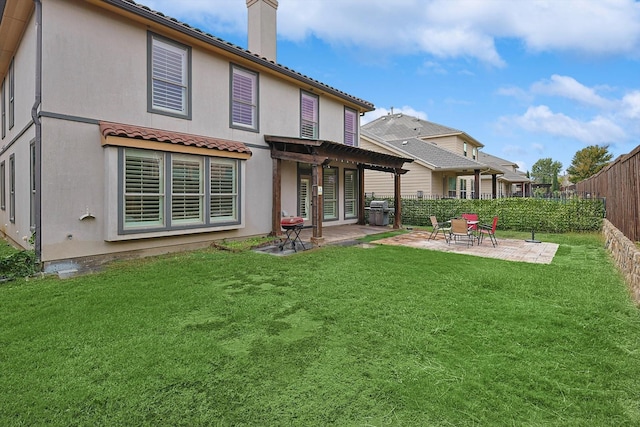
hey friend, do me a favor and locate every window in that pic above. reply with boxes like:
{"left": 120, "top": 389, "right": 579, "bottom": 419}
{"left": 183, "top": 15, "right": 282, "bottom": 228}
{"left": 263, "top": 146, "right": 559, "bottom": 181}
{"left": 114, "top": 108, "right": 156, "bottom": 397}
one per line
{"left": 447, "top": 177, "right": 456, "bottom": 198}
{"left": 460, "top": 178, "right": 467, "bottom": 199}
{"left": 472, "top": 147, "right": 477, "bottom": 160}
{"left": 9, "top": 154, "right": 15, "bottom": 223}
{"left": 210, "top": 159, "right": 238, "bottom": 223}
{"left": 1, "top": 77, "right": 5, "bottom": 139}
{"left": 172, "top": 155, "right": 204, "bottom": 225}
{"left": 30, "top": 142, "right": 36, "bottom": 229}
{"left": 8, "top": 58, "right": 14, "bottom": 130}
{"left": 344, "top": 108, "right": 357, "bottom": 146}
{"left": 148, "top": 33, "right": 191, "bottom": 118}
{"left": 344, "top": 169, "right": 358, "bottom": 219}
{"left": 301, "top": 91, "right": 318, "bottom": 139}
{"left": 230, "top": 65, "right": 258, "bottom": 131}
{"left": 323, "top": 167, "right": 337, "bottom": 220}
{"left": 0, "top": 161, "right": 5, "bottom": 210}
{"left": 121, "top": 148, "right": 239, "bottom": 233}
{"left": 463, "top": 142, "right": 467, "bottom": 157}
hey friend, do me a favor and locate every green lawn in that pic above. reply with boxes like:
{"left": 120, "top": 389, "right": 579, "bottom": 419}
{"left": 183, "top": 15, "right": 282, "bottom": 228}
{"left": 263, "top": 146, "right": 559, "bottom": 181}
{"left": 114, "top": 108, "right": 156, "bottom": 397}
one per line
{"left": 1, "top": 232, "right": 639, "bottom": 426}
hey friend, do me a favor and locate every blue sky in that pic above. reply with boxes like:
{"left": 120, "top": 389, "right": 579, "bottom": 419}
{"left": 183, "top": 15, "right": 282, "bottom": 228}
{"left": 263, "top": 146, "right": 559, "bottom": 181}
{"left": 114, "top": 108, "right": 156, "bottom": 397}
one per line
{"left": 141, "top": 0, "right": 640, "bottom": 173}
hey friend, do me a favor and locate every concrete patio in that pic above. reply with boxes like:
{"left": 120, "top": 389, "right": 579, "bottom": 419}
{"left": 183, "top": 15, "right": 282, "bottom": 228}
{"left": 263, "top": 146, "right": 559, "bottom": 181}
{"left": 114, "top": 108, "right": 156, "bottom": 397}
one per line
{"left": 255, "top": 224, "right": 559, "bottom": 264}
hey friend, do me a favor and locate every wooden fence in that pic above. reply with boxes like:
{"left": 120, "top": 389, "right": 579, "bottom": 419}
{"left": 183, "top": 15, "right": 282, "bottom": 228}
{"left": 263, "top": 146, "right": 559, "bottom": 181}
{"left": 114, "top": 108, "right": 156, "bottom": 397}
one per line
{"left": 576, "top": 144, "right": 640, "bottom": 242}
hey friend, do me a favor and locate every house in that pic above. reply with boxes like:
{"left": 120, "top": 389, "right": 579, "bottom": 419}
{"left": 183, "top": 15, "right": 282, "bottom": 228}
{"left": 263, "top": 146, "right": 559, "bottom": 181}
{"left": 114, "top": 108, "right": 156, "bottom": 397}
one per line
{"left": 0, "top": 0, "right": 411, "bottom": 271}
{"left": 360, "top": 113, "right": 530, "bottom": 198}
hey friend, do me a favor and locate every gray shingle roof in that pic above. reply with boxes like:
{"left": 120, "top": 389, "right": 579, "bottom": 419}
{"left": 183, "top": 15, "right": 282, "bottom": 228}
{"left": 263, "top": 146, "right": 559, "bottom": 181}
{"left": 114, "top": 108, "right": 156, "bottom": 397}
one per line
{"left": 362, "top": 113, "right": 463, "bottom": 141}
{"left": 385, "top": 138, "right": 487, "bottom": 170}
{"left": 478, "top": 152, "right": 530, "bottom": 182}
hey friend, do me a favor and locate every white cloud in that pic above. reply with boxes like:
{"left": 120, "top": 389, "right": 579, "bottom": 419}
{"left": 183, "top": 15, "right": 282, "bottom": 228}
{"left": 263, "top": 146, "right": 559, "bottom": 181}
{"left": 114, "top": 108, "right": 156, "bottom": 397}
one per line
{"left": 362, "top": 106, "right": 428, "bottom": 124}
{"left": 135, "top": 0, "right": 640, "bottom": 66}
{"left": 531, "top": 75, "right": 614, "bottom": 108}
{"left": 510, "top": 105, "right": 626, "bottom": 144}
{"left": 621, "top": 91, "right": 640, "bottom": 119}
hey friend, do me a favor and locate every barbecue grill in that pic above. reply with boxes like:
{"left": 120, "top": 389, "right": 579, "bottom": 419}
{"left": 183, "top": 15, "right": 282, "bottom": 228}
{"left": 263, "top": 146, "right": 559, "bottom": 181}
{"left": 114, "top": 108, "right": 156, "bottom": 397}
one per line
{"left": 279, "top": 217, "right": 306, "bottom": 252}
{"left": 367, "top": 200, "right": 391, "bottom": 226}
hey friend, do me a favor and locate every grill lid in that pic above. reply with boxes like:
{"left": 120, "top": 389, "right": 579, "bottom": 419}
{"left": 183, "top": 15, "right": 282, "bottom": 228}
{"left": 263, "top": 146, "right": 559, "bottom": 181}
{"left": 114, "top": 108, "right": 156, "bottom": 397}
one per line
{"left": 369, "top": 200, "right": 388, "bottom": 209}
{"left": 281, "top": 216, "right": 304, "bottom": 226}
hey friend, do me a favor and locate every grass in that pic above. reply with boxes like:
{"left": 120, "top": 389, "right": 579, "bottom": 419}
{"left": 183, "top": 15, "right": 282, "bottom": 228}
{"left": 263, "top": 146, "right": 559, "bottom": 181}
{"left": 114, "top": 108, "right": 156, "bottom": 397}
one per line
{"left": 1, "top": 232, "right": 639, "bottom": 426}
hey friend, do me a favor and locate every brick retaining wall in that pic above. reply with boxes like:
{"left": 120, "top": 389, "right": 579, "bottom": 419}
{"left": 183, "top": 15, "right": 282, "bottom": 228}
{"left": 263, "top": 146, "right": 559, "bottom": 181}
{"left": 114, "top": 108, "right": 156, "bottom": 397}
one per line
{"left": 602, "top": 219, "right": 640, "bottom": 305}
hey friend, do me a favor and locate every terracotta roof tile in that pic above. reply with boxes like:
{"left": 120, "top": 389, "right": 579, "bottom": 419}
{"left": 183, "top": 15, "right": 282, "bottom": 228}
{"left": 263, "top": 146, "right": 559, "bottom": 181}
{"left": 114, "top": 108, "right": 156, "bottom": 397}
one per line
{"left": 99, "top": 121, "right": 252, "bottom": 155}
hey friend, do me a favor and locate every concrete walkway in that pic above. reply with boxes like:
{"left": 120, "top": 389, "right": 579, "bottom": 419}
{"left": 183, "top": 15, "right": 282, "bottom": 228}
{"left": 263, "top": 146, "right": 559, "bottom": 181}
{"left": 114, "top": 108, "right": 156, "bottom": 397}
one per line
{"left": 372, "top": 230, "right": 559, "bottom": 264}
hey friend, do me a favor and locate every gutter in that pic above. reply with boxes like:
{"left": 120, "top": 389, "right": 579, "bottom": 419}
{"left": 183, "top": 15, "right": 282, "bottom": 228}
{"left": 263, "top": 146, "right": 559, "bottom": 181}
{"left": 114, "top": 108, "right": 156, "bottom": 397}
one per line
{"left": 31, "top": 0, "right": 42, "bottom": 263}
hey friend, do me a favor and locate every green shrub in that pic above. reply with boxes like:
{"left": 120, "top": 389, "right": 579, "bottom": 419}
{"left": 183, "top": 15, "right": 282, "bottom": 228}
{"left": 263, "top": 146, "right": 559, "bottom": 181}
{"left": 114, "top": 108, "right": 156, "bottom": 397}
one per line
{"left": 0, "top": 250, "right": 38, "bottom": 280}
{"left": 366, "top": 196, "right": 605, "bottom": 232}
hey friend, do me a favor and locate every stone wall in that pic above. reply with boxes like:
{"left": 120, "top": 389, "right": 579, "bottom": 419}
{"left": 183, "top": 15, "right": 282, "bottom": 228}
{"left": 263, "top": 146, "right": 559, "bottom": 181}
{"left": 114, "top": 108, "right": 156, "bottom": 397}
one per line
{"left": 602, "top": 219, "right": 640, "bottom": 305}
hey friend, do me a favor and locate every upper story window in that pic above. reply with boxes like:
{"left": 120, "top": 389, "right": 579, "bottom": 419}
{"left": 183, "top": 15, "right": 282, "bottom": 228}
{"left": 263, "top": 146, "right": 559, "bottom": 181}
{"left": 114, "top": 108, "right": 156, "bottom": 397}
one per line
{"left": 300, "top": 91, "right": 318, "bottom": 139}
{"left": 230, "top": 65, "right": 258, "bottom": 131}
{"left": 463, "top": 142, "right": 467, "bottom": 157}
{"left": 1, "top": 77, "right": 5, "bottom": 139}
{"left": 148, "top": 33, "right": 191, "bottom": 119}
{"left": 344, "top": 108, "right": 357, "bottom": 146}
{"left": 8, "top": 58, "right": 14, "bottom": 130}
{"left": 472, "top": 147, "right": 477, "bottom": 160}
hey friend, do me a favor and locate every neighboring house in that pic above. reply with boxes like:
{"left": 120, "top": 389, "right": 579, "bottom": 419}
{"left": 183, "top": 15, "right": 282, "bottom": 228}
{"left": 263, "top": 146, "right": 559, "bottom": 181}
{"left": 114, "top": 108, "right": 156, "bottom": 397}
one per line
{"left": 0, "top": 0, "right": 411, "bottom": 271}
{"left": 477, "top": 152, "right": 531, "bottom": 197}
{"left": 361, "top": 113, "right": 529, "bottom": 198}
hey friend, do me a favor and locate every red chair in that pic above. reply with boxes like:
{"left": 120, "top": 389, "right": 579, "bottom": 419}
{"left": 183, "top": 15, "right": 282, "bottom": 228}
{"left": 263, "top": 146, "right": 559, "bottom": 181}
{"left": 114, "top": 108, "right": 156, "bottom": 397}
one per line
{"left": 478, "top": 216, "right": 499, "bottom": 247}
{"left": 461, "top": 213, "right": 479, "bottom": 231}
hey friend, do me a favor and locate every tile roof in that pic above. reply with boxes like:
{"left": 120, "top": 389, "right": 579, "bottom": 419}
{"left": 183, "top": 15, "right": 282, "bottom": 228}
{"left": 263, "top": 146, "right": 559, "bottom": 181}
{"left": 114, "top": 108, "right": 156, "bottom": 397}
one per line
{"left": 103, "top": 0, "right": 374, "bottom": 111}
{"left": 99, "top": 121, "right": 252, "bottom": 155}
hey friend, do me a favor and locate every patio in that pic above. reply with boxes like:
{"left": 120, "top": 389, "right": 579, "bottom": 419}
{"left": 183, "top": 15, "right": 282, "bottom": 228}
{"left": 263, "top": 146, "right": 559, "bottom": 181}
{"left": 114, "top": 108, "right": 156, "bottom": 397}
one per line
{"left": 256, "top": 224, "right": 559, "bottom": 264}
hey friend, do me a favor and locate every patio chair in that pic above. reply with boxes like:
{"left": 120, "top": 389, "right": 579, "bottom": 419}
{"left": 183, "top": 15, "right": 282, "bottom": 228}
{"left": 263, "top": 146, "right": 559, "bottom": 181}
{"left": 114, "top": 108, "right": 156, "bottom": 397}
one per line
{"left": 449, "top": 218, "right": 475, "bottom": 247}
{"left": 429, "top": 215, "right": 451, "bottom": 241}
{"left": 461, "top": 213, "right": 479, "bottom": 231}
{"left": 478, "top": 216, "right": 499, "bottom": 247}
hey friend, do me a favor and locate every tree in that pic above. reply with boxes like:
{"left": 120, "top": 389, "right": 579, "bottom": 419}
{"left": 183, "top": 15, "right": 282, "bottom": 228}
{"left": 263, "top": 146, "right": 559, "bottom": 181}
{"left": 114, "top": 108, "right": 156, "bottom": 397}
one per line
{"left": 566, "top": 145, "right": 613, "bottom": 183}
{"left": 531, "top": 158, "right": 563, "bottom": 191}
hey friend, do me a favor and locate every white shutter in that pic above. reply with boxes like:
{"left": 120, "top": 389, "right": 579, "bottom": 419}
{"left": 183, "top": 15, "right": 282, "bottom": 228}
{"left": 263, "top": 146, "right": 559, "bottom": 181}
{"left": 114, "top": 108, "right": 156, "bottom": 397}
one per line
{"left": 344, "top": 170, "right": 357, "bottom": 217}
{"left": 301, "top": 93, "right": 318, "bottom": 139}
{"left": 152, "top": 37, "right": 187, "bottom": 114}
{"left": 124, "top": 149, "right": 165, "bottom": 227}
{"left": 323, "top": 168, "right": 337, "bottom": 219}
{"left": 210, "top": 160, "right": 238, "bottom": 222}
{"left": 232, "top": 68, "right": 257, "bottom": 128}
{"left": 299, "top": 178, "right": 310, "bottom": 220}
{"left": 172, "top": 155, "right": 204, "bottom": 224}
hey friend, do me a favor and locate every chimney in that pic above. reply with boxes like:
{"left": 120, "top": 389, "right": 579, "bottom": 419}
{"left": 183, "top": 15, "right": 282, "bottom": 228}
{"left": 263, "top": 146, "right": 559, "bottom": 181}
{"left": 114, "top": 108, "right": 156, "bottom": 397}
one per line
{"left": 246, "top": 0, "right": 278, "bottom": 61}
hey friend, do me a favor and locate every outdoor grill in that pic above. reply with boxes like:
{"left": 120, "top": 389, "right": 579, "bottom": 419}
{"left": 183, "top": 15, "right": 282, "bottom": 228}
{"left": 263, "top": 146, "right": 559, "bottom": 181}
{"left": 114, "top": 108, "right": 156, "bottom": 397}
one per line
{"left": 368, "top": 200, "right": 391, "bottom": 226}
{"left": 279, "top": 216, "right": 306, "bottom": 252}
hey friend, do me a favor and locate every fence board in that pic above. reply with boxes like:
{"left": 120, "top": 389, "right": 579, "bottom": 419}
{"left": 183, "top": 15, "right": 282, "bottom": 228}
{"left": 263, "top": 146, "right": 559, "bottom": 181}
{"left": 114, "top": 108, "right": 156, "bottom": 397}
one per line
{"left": 576, "top": 145, "right": 640, "bottom": 242}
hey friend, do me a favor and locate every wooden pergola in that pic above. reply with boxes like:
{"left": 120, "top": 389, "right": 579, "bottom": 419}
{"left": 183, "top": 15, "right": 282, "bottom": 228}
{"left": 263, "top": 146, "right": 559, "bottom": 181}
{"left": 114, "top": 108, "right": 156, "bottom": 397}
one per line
{"left": 265, "top": 135, "right": 413, "bottom": 243}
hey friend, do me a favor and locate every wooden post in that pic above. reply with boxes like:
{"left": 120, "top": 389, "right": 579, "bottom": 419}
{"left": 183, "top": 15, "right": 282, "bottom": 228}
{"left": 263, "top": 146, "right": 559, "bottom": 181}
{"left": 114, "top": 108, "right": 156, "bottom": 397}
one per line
{"left": 492, "top": 174, "right": 497, "bottom": 199}
{"left": 393, "top": 171, "right": 401, "bottom": 229}
{"left": 474, "top": 169, "right": 480, "bottom": 199}
{"left": 357, "top": 164, "right": 365, "bottom": 225}
{"left": 271, "top": 158, "right": 282, "bottom": 236}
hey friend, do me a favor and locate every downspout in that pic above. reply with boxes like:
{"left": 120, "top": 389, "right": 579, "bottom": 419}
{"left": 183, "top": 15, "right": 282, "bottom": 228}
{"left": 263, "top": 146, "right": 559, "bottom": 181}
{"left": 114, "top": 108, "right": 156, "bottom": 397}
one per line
{"left": 31, "top": 0, "right": 42, "bottom": 263}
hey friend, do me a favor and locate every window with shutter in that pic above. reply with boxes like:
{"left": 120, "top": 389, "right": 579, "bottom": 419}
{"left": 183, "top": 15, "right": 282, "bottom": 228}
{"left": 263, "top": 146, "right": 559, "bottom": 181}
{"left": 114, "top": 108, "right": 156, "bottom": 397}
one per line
{"left": 0, "top": 161, "right": 5, "bottom": 210}
{"left": 124, "top": 149, "right": 165, "bottom": 228}
{"left": 9, "top": 154, "right": 15, "bottom": 223}
{"left": 210, "top": 159, "right": 238, "bottom": 222}
{"left": 323, "top": 167, "right": 337, "bottom": 220}
{"left": 1, "top": 77, "right": 5, "bottom": 139}
{"left": 344, "top": 108, "right": 357, "bottom": 146}
{"left": 8, "top": 58, "right": 14, "bottom": 130}
{"left": 172, "top": 155, "right": 204, "bottom": 224}
{"left": 149, "top": 34, "right": 190, "bottom": 118}
{"left": 344, "top": 169, "right": 357, "bottom": 218}
{"left": 231, "top": 66, "right": 258, "bottom": 131}
{"left": 299, "top": 178, "right": 310, "bottom": 220}
{"left": 301, "top": 92, "right": 318, "bottom": 139}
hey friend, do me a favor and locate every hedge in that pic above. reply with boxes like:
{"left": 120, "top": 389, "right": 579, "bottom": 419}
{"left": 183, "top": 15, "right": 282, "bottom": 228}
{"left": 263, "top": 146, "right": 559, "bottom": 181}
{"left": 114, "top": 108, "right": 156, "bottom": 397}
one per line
{"left": 365, "top": 197, "right": 605, "bottom": 233}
